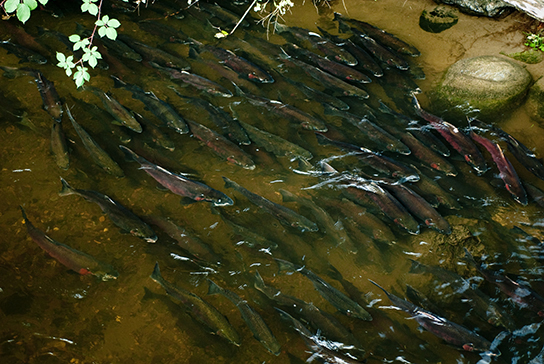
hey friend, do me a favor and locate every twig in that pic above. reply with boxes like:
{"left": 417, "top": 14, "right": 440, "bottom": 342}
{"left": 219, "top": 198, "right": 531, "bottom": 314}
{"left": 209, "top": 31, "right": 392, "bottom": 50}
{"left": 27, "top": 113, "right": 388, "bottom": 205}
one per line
{"left": 230, "top": 0, "right": 258, "bottom": 35}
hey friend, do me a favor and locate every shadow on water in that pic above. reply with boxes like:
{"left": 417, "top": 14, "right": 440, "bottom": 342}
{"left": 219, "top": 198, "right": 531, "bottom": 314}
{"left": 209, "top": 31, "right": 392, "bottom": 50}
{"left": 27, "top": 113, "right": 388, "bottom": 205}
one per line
{"left": 2, "top": 0, "right": 544, "bottom": 363}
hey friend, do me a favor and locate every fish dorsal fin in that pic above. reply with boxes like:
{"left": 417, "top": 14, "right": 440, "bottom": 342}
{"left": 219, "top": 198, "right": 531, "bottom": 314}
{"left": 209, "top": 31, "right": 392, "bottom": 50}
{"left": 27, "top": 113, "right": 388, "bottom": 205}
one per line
{"left": 102, "top": 194, "right": 117, "bottom": 206}
{"left": 146, "top": 91, "right": 159, "bottom": 100}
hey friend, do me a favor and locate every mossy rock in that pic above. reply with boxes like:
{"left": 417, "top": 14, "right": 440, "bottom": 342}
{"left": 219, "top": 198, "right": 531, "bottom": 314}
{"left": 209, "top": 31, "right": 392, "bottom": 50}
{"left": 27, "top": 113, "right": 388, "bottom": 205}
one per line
{"left": 502, "top": 48, "right": 543, "bottom": 64}
{"left": 432, "top": 55, "right": 532, "bottom": 121}
{"left": 526, "top": 76, "right": 544, "bottom": 123}
{"left": 419, "top": 5, "right": 459, "bottom": 33}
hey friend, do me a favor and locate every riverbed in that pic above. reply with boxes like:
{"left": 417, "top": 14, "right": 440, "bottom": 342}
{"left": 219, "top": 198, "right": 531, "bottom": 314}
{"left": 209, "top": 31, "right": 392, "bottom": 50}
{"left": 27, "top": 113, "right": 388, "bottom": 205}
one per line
{"left": 1, "top": 1, "right": 544, "bottom": 363}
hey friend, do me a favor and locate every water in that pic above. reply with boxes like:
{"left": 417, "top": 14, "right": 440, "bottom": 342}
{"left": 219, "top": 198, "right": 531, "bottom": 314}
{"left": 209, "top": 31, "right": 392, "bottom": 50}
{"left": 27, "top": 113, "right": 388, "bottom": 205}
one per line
{"left": 2, "top": 1, "right": 544, "bottom": 363}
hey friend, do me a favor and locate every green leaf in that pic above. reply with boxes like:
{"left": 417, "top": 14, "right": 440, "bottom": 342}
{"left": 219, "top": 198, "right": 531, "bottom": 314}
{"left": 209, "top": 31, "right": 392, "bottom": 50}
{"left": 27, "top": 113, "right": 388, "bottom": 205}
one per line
{"left": 56, "top": 52, "right": 66, "bottom": 63}
{"left": 38, "top": 0, "right": 48, "bottom": 5}
{"left": 81, "top": 1, "right": 98, "bottom": 15}
{"left": 101, "top": 15, "right": 110, "bottom": 23}
{"left": 16, "top": 3, "right": 31, "bottom": 24}
{"left": 105, "top": 27, "right": 117, "bottom": 40}
{"left": 95, "top": 19, "right": 104, "bottom": 26}
{"left": 88, "top": 3, "right": 98, "bottom": 15}
{"left": 4, "top": 0, "right": 18, "bottom": 13}
{"left": 69, "top": 34, "right": 81, "bottom": 43}
{"left": 107, "top": 18, "right": 120, "bottom": 28}
{"left": 72, "top": 37, "right": 89, "bottom": 51}
{"left": 23, "top": 0, "right": 38, "bottom": 11}
{"left": 73, "top": 66, "right": 90, "bottom": 88}
{"left": 88, "top": 55, "right": 98, "bottom": 68}
{"left": 98, "top": 26, "right": 107, "bottom": 38}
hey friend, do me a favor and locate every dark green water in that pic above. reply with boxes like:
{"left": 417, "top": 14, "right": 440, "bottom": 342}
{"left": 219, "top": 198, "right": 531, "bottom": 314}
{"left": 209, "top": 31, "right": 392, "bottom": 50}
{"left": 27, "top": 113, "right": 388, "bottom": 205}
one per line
{"left": 2, "top": 1, "right": 544, "bottom": 363}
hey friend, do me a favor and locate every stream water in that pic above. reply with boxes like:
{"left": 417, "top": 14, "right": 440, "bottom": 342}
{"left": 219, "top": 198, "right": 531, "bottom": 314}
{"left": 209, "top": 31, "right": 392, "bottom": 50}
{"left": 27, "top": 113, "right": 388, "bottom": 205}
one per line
{"left": 1, "top": 1, "right": 544, "bottom": 363}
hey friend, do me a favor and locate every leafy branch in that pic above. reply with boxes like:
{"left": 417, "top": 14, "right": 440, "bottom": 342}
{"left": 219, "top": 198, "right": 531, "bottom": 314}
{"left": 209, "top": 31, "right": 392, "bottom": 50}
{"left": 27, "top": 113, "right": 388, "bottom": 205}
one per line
{"left": 1, "top": 0, "right": 127, "bottom": 87}
{"left": 56, "top": 0, "right": 123, "bottom": 87}
{"left": 1, "top": 0, "right": 48, "bottom": 23}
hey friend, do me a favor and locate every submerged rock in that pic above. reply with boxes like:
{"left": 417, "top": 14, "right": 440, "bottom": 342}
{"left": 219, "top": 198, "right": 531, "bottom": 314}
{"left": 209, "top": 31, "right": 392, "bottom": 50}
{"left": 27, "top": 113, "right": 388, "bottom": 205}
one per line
{"left": 434, "top": 0, "right": 513, "bottom": 17}
{"left": 420, "top": 5, "right": 459, "bottom": 33}
{"left": 433, "top": 55, "right": 532, "bottom": 120}
{"left": 526, "top": 76, "right": 544, "bottom": 123}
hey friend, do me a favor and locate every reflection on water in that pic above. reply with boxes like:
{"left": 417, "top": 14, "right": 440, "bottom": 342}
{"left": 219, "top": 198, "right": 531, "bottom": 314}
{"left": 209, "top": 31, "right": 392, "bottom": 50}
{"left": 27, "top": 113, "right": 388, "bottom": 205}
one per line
{"left": 2, "top": 1, "right": 544, "bottom": 363}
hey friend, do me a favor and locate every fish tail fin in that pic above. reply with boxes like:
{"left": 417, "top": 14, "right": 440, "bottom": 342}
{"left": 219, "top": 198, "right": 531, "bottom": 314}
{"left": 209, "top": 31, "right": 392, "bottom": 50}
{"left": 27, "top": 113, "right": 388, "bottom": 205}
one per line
{"left": 187, "top": 37, "right": 203, "bottom": 58}
{"left": 274, "top": 258, "right": 296, "bottom": 273}
{"left": 368, "top": 279, "right": 390, "bottom": 296}
{"left": 75, "top": 22, "right": 86, "bottom": 34}
{"left": 148, "top": 61, "right": 164, "bottom": 71}
{"left": 274, "top": 307, "right": 312, "bottom": 337}
{"left": 222, "top": 176, "right": 236, "bottom": 189}
{"left": 279, "top": 189, "right": 295, "bottom": 203}
{"left": 408, "top": 259, "right": 425, "bottom": 274}
{"left": 466, "top": 116, "right": 476, "bottom": 134}
{"left": 463, "top": 248, "right": 477, "bottom": 267}
{"left": 315, "top": 132, "right": 341, "bottom": 149}
{"left": 274, "top": 307, "right": 299, "bottom": 329}
{"left": 326, "top": 263, "right": 343, "bottom": 281}
{"left": 0, "top": 65, "right": 25, "bottom": 79}
{"left": 228, "top": 102, "right": 241, "bottom": 120}
{"left": 64, "top": 104, "right": 77, "bottom": 126}
{"left": 168, "top": 85, "right": 186, "bottom": 98}
{"left": 58, "top": 177, "right": 76, "bottom": 196}
{"left": 19, "top": 205, "right": 28, "bottom": 222}
{"left": 207, "top": 279, "right": 223, "bottom": 295}
{"left": 231, "top": 82, "right": 246, "bottom": 97}
{"left": 333, "top": 12, "right": 343, "bottom": 21}
{"left": 186, "top": 37, "right": 202, "bottom": 48}
{"left": 273, "top": 22, "right": 288, "bottom": 33}
{"left": 378, "top": 100, "right": 395, "bottom": 115}
{"left": 320, "top": 161, "right": 338, "bottom": 174}
{"left": 253, "top": 270, "right": 267, "bottom": 291}
{"left": 278, "top": 47, "right": 291, "bottom": 60}
{"left": 81, "top": 84, "right": 101, "bottom": 95}
{"left": 188, "top": 46, "right": 200, "bottom": 60}
{"left": 110, "top": 75, "right": 127, "bottom": 89}
{"left": 335, "top": 19, "right": 351, "bottom": 34}
{"left": 274, "top": 307, "right": 292, "bottom": 321}
{"left": 316, "top": 26, "right": 330, "bottom": 38}
{"left": 35, "top": 26, "right": 46, "bottom": 36}
{"left": 150, "top": 262, "right": 166, "bottom": 286}
{"left": 141, "top": 286, "right": 159, "bottom": 301}
{"left": 322, "top": 103, "right": 339, "bottom": 116}
{"left": 119, "top": 145, "right": 138, "bottom": 162}
{"left": 411, "top": 93, "right": 422, "bottom": 112}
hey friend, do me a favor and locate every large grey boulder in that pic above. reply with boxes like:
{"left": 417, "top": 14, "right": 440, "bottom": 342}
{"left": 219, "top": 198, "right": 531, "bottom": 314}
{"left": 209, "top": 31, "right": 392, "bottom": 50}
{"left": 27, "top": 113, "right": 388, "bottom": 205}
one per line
{"left": 502, "top": 0, "right": 544, "bottom": 21}
{"left": 435, "top": 0, "right": 544, "bottom": 21}
{"left": 526, "top": 77, "right": 544, "bottom": 123}
{"left": 433, "top": 55, "right": 532, "bottom": 120}
{"left": 434, "top": 0, "right": 513, "bottom": 17}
